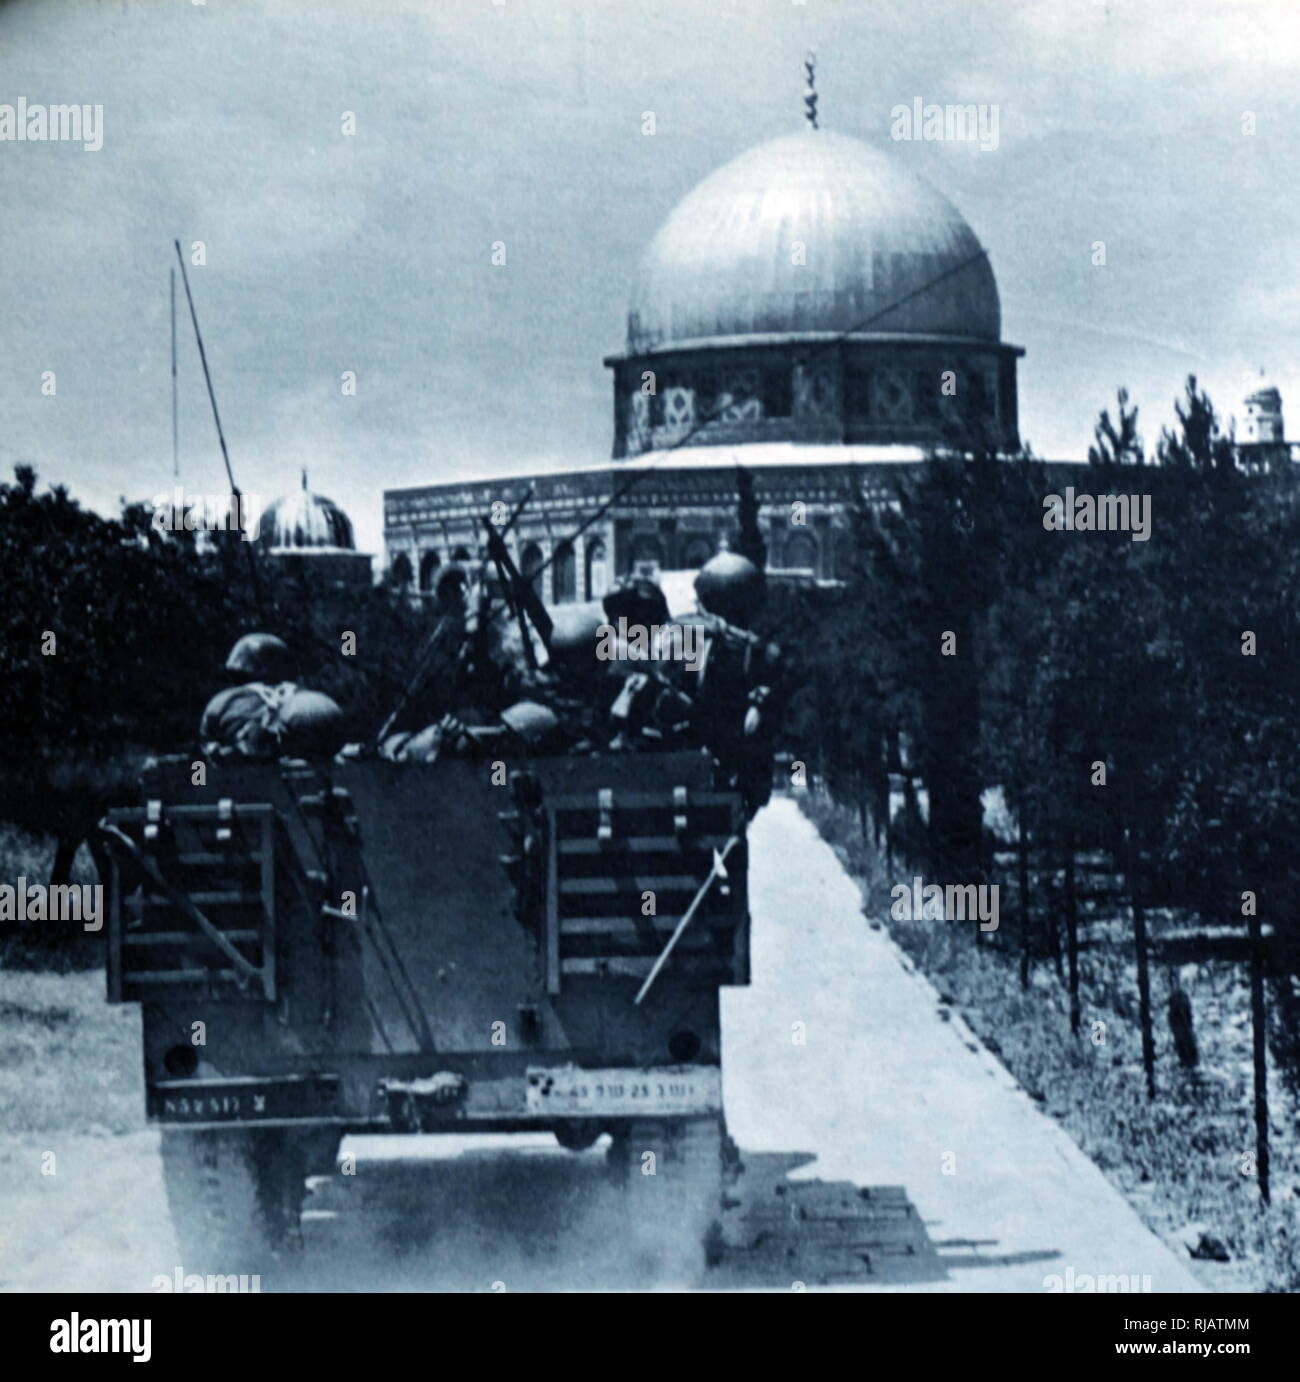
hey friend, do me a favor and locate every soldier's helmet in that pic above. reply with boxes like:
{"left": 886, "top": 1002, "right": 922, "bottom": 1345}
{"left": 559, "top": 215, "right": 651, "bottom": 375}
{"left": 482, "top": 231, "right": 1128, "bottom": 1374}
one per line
{"left": 694, "top": 551, "right": 765, "bottom": 626}
{"left": 603, "top": 576, "right": 670, "bottom": 630}
{"left": 278, "top": 688, "right": 346, "bottom": 758}
{"left": 501, "top": 699, "right": 561, "bottom": 748}
{"left": 545, "top": 602, "right": 607, "bottom": 678}
{"left": 225, "top": 632, "right": 293, "bottom": 683}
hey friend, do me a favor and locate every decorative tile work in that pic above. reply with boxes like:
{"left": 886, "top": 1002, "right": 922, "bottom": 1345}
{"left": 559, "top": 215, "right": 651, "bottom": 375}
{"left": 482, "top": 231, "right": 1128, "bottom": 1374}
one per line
{"left": 718, "top": 369, "right": 762, "bottom": 423}
{"left": 871, "top": 367, "right": 913, "bottom": 422}
{"left": 627, "top": 390, "right": 651, "bottom": 454}
{"left": 794, "top": 363, "right": 839, "bottom": 420}
{"left": 661, "top": 384, "right": 695, "bottom": 430}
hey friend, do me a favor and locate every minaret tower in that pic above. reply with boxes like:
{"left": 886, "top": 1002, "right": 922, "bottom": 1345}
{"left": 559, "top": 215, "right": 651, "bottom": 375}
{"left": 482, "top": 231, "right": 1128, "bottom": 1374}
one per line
{"left": 1242, "top": 369, "right": 1284, "bottom": 445}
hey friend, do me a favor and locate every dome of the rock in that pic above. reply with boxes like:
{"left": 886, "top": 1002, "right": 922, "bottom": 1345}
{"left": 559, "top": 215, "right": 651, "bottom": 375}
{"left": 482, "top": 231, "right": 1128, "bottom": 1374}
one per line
{"left": 627, "top": 130, "right": 1001, "bottom": 355}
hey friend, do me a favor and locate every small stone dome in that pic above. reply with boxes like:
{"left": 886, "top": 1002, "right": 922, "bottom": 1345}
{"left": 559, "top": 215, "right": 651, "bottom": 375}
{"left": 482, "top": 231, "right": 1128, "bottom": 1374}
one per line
{"left": 1244, "top": 370, "right": 1281, "bottom": 410}
{"left": 257, "top": 472, "right": 356, "bottom": 552}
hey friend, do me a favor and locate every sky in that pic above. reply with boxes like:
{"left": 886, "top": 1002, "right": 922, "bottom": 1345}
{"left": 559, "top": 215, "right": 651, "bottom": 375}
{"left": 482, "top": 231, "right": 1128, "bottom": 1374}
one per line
{"left": 2, "top": 0, "right": 1299, "bottom": 556}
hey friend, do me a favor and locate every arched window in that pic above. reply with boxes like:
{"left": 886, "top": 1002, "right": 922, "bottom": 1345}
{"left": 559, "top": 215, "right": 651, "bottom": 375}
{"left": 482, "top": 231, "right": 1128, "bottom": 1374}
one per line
{"left": 552, "top": 540, "right": 576, "bottom": 603}
{"left": 762, "top": 365, "right": 792, "bottom": 419}
{"left": 435, "top": 567, "right": 467, "bottom": 606}
{"left": 520, "top": 542, "right": 545, "bottom": 599}
{"left": 390, "top": 552, "right": 413, "bottom": 588}
{"left": 785, "top": 532, "right": 819, "bottom": 575}
{"left": 631, "top": 535, "right": 663, "bottom": 577}
{"left": 829, "top": 526, "right": 852, "bottom": 581}
{"left": 682, "top": 537, "right": 714, "bottom": 570}
{"left": 585, "top": 539, "right": 608, "bottom": 600}
{"left": 418, "top": 550, "right": 440, "bottom": 592}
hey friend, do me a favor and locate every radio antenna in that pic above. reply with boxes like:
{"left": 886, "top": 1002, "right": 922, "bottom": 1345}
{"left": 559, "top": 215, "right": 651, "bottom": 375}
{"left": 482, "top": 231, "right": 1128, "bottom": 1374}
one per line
{"left": 170, "top": 266, "right": 179, "bottom": 479}
{"left": 173, "top": 240, "right": 267, "bottom": 620}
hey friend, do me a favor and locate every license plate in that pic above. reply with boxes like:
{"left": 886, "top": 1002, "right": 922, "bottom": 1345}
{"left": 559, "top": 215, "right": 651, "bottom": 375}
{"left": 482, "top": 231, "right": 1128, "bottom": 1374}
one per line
{"left": 150, "top": 1074, "right": 339, "bottom": 1123}
{"left": 525, "top": 1064, "right": 721, "bottom": 1117}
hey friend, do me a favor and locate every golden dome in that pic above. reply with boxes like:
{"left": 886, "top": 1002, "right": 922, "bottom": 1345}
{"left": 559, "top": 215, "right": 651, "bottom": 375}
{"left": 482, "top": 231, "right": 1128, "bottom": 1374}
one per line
{"left": 627, "top": 130, "right": 1000, "bottom": 354}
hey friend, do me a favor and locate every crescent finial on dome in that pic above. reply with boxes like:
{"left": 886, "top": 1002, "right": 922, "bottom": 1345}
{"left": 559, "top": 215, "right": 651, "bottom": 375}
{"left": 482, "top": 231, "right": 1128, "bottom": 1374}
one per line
{"left": 803, "top": 52, "right": 818, "bottom": 130}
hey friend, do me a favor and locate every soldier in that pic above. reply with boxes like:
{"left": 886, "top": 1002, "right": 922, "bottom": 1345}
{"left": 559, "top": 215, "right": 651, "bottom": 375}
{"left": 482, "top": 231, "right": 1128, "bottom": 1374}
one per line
{"left": 601, "top": 576, "right": 694, "bottom": 749}
{"left": 693, "top": 549, "right": 765, "bottom": 628}
{"left": 499, "top": 699, "right": 563, "bottom": 753}
{"left": 602, "top": 574, "right": 672, "bottom": 632}
{"left": 200, "top": 633, "right": 346, "bottom": 761}
{"left": 449, "top": 569, "right": 532, "bottom": 716}
{"left": 689, "top": 552, "right": 781, "bottom": 813}
{"left": 381, "top": 699, "right": 565, "bottom": 764}
{"left": 527, "top": 603, "right": 620, "bottom": 753}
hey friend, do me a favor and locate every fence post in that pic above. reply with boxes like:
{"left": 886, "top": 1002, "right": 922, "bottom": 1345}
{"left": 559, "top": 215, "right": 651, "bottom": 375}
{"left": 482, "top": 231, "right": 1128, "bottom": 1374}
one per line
{"left": 1065, "top": 833, "right": 1080, "bottom": 1035}
{"left": 1247, "top": 898, "right": 1271, "bottom": 1204}
{"left": 1017, "top": 807, "right": 1030, "bottom": 989}
{"left": 1125, "top": 827, "right": 1156, "bottom": 1101}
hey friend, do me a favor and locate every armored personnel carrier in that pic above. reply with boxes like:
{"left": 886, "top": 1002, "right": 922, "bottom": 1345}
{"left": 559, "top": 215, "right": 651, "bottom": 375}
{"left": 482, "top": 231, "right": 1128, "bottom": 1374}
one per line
{"left": 101, "top": 747, "right": 751, "bottom": 1273}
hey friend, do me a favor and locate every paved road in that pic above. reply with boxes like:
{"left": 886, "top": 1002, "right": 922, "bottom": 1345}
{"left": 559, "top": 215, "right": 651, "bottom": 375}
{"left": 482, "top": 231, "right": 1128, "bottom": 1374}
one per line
{"left": 3, "top": 796, "right": 1204, "bottom": 1293}
{"left": 719, "top": 794, "right": 1203, "bottom": 1292}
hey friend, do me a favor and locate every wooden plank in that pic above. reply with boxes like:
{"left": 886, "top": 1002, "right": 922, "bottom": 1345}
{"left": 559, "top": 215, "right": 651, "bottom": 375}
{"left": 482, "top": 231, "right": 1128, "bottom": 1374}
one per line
{"left": 107, "top": 858, "right": 123, "bottom": 1004}
{"left": 176, "top": 851, "right": 262, "bottom": 866}
{"left": 561, "top": 915, "right": 730, "bottom": 936}
{"left": 561, "top": 955, "right": 725, "bottom": 978}
{"left": 101, "top": 821, "right": 267, "bottom": 989}
{"left": 560, "top": 956, "right": 657, "bottom": 978}
{"left": 143, "top": 891, "right": 265, "bottom": 907}
{"left": 549, "top": 791, "right": 737, "bottom": 812}
{"left": 545, "top": 810, "right": 560, "bottom": 996}
{"left": 125, "top": 930, "right": 258, "bottom": 946}
{"left": 109, "top": 803, "right": 275, "bottom": 822}
{"left": 563, "top": 917, "right": 650, "bottom": 937}
{"left": 561, "top": 875, "right": 701, "bottom": 896}
{"left": 558, "top": 835, "right": 729, "bottom": 856}
{"left": 126, "top": 969, "right": 241, "bottom": 985}
{"left": 260, "top": 812, "right": 276, "bottom": 1002}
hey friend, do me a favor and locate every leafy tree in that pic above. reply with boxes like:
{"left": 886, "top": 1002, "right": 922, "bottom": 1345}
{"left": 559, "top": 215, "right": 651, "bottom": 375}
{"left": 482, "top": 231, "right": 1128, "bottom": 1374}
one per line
{"left": 1155, "top": 375, "right": 1237, "bottom": 471}
{"left": 0, "top": 467, "right": 443, "bottom": 916}
{"left": 1088, "top": 387, "right": 1144, "bottom": 465}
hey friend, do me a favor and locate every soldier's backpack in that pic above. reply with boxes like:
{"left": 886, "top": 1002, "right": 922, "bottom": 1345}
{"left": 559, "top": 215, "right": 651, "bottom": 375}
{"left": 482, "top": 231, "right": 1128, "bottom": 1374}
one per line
{"left": 228, "top": 682, "right": 345, "bottom": 760}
